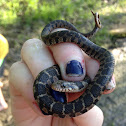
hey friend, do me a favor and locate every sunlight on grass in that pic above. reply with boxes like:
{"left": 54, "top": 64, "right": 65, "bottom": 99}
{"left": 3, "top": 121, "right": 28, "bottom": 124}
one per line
{"left": 0, "top": 10, "right": 17, "bottom": 26}
{"left": 0, "top": 0, "right": 125, "bottom": 26}
{"left": 99, "top": 4, "right": 126, "bottom": 16}
{"left": 0, "top": 0, "right": 126, "bottom": 47}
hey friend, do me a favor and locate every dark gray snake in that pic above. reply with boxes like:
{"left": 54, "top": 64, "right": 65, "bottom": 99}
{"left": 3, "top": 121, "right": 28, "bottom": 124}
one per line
{"left": 33, "top": 11, "right": 115, "bottom": 118}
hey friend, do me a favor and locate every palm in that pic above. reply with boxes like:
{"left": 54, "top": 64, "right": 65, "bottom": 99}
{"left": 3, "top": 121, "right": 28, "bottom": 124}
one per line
{"left": 10, "top": 85, "right": 102, "bottom": 126}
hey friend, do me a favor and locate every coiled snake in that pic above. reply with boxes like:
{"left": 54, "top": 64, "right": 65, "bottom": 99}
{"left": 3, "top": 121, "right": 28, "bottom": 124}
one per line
{"left": 33, "top": 11, "right": 115, "bottom": 118}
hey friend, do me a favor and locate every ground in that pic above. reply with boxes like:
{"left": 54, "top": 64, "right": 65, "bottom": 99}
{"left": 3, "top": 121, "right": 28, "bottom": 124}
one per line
{"left": 0, "top": 28, "right": 126, "bottom": 126}
{"left": 98, "top": 38, "right": 126, "bottom": 126}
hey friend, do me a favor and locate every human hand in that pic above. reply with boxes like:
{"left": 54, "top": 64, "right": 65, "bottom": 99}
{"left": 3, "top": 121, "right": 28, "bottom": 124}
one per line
{"left": 9, "top": 38, "right": 116, "bottom": 126}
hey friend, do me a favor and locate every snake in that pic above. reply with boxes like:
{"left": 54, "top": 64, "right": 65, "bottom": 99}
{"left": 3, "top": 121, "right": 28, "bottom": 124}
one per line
{"left": 33, "top": 11, "right": 115, "bottom": 118}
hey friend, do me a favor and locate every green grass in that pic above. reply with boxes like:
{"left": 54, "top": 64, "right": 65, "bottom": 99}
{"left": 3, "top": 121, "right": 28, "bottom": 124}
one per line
{"left": 0, "top": 0, "right": 126, "bottom": 47}
{"left": 0, "top": 0, "right": 99, "bottom": 25}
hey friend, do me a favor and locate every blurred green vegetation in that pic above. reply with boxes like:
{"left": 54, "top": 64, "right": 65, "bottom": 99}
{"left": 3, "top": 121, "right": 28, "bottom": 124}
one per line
{"left": 0, "top": 0, "right": 101, "bottom": 25}
{"left": 0, "top": 0, "right": 126, "bottom": 48}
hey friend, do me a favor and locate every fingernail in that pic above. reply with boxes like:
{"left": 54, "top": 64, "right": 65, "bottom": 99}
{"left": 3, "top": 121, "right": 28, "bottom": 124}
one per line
{"left": 112, "top": 76, "right": 116, "bottom": 85}
{"left": 106, "top": 76, "right": 116, "bottom": 90}
{"left": 66, "top": 60, "right": 83, "bottom": 76}
{"left": 51, "top": 89, "right": 66, "bottom": 103}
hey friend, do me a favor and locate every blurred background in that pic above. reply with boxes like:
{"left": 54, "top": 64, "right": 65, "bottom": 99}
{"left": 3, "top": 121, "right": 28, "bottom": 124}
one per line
{"left": 0, "top": 0, "right": 126, "bottom": 126}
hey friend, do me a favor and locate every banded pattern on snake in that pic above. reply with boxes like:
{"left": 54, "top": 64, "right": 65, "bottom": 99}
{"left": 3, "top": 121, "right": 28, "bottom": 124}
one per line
{"left": 33, "top": 11, "right": 115, "bottom": 118}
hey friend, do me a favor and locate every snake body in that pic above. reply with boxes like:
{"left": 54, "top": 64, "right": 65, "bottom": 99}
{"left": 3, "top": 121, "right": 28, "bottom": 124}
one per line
{"left": 33, "top": 12, "right": 115, "bottom": 118}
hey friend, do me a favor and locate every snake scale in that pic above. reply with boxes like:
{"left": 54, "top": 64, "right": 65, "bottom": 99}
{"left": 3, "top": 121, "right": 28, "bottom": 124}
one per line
{"left": 33, "top": 11, "right": 115, "bottom": 118}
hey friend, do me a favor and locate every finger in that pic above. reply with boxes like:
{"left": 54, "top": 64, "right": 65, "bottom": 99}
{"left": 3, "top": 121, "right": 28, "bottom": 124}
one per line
{"left": 51, "top": 42, "right": 115, "bottom": 102}
{"left": 50, "top": 42, "right": 100, "bottom": 102}
{"left": 9, "top": 61, "right": 53, "bottom": 126}
{"left": 9, "top": 39, "right": 55, "bottom": 115}
{"left": 103, "top": 75, "right": 116, "bottom": 94}
{"left": 50, "top": 42, "right": 87, "bottom": 102}
{"left": 83, "top": 52, "right": 99, "bottom": 80}
{"left": 50, "top": 42, "right": 86, "bottom": 81}
{"left": 9, "top": 61, "right": 42, "bottom": 115}
{"left": 50, "top": 43, "right": 99, "bottom": 102}
{"left": 0, "top": 82, "right": 3, "bottom": 87}
{"left": 21, "top": 39, "right": 66, "bottom": 104}
{"left": 66, "top": 52, "right": 100, "bottom": 102}
{"left": 84, "top": 53, "right": 116, "bottom": 94}
{"left": 21, "top": 39, "right": 55, "bottom": 78}
{"left": 74, "top": 105, "right": 104, "bottom": 126}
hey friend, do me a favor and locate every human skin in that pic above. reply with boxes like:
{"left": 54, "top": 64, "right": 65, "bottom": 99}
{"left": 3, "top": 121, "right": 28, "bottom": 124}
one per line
{"left": 0, "top": 82, "right": 8, "bottom": 111}
{"left": 9, "top": 38, "right": 116, "bottom": 126}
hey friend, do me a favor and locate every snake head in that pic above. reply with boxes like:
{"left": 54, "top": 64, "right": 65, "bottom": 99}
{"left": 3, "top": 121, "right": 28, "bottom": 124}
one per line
{"left": 91, "top": 10, "right": 101, "bottom": 28}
